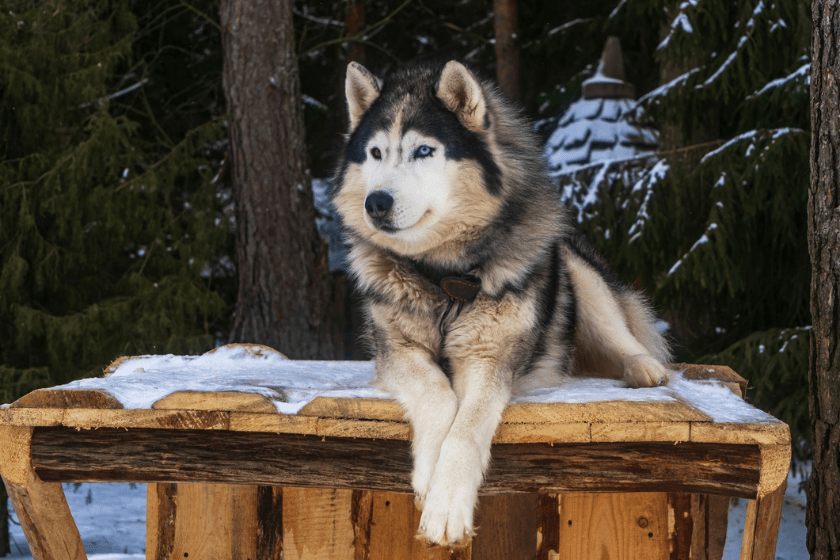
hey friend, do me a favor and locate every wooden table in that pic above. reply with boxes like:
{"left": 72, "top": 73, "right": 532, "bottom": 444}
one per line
{"left": 0, "top": 345, "right": 790, "bottom": 560}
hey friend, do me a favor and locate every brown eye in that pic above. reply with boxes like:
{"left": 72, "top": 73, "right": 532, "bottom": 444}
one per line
{"left": 371, "top": 147, "right": 382, "bottom": 160}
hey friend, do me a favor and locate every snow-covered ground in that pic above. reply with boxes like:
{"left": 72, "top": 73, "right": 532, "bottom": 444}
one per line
{"left": 6, "top": 469, "right": 809, "bottom": 559}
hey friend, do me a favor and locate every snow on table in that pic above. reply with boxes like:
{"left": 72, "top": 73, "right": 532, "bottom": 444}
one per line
{"left": 15, "top": 343, "right": 778, "bottom": 425}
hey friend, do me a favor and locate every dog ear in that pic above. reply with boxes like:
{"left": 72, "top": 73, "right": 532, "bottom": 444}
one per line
{"left": 437, "top": 61, "right": 488, "bottom": 131}
{"left": 345, "top": 62, "right": 381, "bottom": 130}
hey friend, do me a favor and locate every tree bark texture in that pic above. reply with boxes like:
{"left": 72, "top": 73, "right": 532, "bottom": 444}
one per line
{"left": 493, "top": 0, "right": 520, "bottom": 102}
{"left": 808, "top": 1, "right": 840, "bottom": 558}
{"left": 345, "top": 0, "right": 365, "bottom": 65}
{"left": 221, "top": 0, "right": 342, "bottom": 359}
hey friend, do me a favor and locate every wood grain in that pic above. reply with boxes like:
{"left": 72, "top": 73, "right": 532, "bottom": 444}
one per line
{"left": 472, "top": 494, "right": 538, "bottom": 560}
{"left": 502, "top": 400, "right": 712, "bottom": 424}
{"left": 535, "top": 494, "right": 560, "bottom": 560}
{"left": 667, "top": 493, "right": 693, "bottom": 560}
{"left": 152, "top": 391, "right": 279, "bottom": 413}
{"left": 11, "top": 388, "right": 123, "bottom": 409}
{"left": 29, "top": 428, "right": 763, "bottom": 498}
{"left": 365, "top": 491, "right": 471, "bottom": 560}
{"left": 740, "top": 477, "right": 787, "bottom": 560}
{"left": 0, "top": 426, "right": 86, "bottom": 560}
{"left": 283, "top": 488, "right": 355, "bottom": 560}
{"left": 169, "top": 484, "right": 259, "bottom": 560}
{"left": 555, "top": 493, "right": 670, "bottom": 560}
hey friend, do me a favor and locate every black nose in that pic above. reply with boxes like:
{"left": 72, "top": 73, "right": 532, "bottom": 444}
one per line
{"left": 365, "top": 191, "right": 394, "bottom": 219}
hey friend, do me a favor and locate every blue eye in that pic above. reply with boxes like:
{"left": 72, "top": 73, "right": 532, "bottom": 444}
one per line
{"left": 414, "top": 145, "right": 434, "bottom": 159}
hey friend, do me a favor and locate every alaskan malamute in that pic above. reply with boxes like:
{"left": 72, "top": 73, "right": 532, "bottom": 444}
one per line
{"left": 331, "top": 60, "right": 671, "bottom": 546}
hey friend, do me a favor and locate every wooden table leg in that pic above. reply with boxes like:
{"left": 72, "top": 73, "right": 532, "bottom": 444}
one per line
{"left": 0, "top": 426, "right": 86, "bottom": 560}
{"left": 740, "top": 477, "right": 787, "bottom": 560}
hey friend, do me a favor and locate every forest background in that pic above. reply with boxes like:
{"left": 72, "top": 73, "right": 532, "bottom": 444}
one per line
{"left": 0, "top": 0, "right": 812, "bottom": 553}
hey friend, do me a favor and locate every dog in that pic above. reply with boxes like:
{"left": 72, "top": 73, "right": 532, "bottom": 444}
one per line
{"left": 331, "top": 59, "right": 672, "bottom": 547}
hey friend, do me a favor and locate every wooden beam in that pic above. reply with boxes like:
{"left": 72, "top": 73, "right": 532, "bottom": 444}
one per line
{"left": 0, "top": 426, "right": 86, "bottom": 560}
{"left": 739, "top": 477, "right": 787, "bottom": 560}
{"left": 29, "top": 427, "right": 762, "bottom": 498}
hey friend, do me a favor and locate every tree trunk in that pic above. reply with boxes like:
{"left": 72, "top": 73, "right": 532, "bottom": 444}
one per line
{"left": 493, "top": 0, "right": 520, "bottom": 102}
{"left": 221, "top": 0, "right": 342, "bottom": 360}
{"left": 807, "top": 1, "right": 840, "bottom": 558}
{"left": 346, "top": 0, "right": 365, "bottom": 65}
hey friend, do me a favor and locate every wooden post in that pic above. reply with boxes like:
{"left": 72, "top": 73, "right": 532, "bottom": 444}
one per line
{"left": 0, "top": 426, "right": 85, "bottom": 560}
{"left": 740, "top": 477, "right": 787, "bottom": 560}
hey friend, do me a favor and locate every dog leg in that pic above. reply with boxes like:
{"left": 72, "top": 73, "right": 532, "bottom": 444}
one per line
{"left": 417, "top": 363, "right": 510, "bottom": 546}
{"left": 376, "top": 350, "right": 459, "bottom": 509}
{"left": 567, "top": 253, "right": 669, "bottom": 388}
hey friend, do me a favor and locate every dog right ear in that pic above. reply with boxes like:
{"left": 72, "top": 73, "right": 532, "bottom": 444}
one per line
{"left": 346, "top": 62, "right": 381, "bottom": 130}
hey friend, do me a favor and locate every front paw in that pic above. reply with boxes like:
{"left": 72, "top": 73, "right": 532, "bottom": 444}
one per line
{"left": 412, "top": 452, "right": 436, "bottom": 511}
{"left": 417, "top": 483, "right": 476, "bottom": 547}
{"left": 623, "top": 354, "right": 668, "bottom": 388}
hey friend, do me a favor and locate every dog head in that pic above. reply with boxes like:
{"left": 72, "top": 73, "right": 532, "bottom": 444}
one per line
{"left": 333, "top": 61, "right": 505, "bottom": 259}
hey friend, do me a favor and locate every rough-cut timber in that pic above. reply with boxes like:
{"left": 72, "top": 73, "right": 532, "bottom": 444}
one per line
{"left": 29, "top": 427, "right": 762, "bottom": 498}
{"left": 808, "top": 1, "right": 840, "bottom": 558}
{"left": 220, "top": 0, "right": 342, "bottom": 359}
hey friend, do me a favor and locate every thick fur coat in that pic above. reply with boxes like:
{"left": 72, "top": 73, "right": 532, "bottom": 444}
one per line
{"left": 331, "top": 60, "right": 672, "bottom": 546}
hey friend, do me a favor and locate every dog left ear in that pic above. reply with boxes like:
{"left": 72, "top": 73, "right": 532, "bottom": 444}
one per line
{"left": 437, "top": 61, "right": 488, "bottom": 132}
{"left": 346, "top": 62, "right": 382, "bottom": 131}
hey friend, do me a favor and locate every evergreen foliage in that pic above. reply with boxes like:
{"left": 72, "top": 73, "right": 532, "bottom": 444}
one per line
{"left": 0, "top": 1, "right": 233, "bottom": 404}
{"left": 560, "top": 0, "right": 811, "bottom": 456}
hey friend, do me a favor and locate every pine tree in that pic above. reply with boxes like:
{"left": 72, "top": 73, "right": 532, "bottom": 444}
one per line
{"left": 0, "top": 2, "right": 233, "bottom": 398}
{"left": 559, "top": 0, "right": 811, "bottom": 455}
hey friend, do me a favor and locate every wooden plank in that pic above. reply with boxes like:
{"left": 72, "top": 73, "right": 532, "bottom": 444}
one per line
{"left": 0, "top": 408, "right": 64, "bottom": 427}
{"left": 494, "top": 422, "right": 589, "bottom": 443}
{"left": 351, "top": 490, "right": 373, "bottom": 560}
{"left": 283, "top": 488, "right": 355, "bottom": 560}
{"left": 740, "top": 477, "right": 787, "bottom": 560}
{"left": 11, "top": 388, "right": 122, "bottom": 410}
{"left": 366, "top": 491, "right": 471, "bottom": 559}
{"left": 29, "top": 428, "right": 764, "bottom": 498}
{"left": 591, "top": 422, "right": 689, "bottom": 443}
{"left": 168, "top": 484, "right": 259, "bottom": 560}
{"left": 535, "top": 494, "right": 560, "bottom": 560}
{"left": 298, "top": 397, "right": 405, "bottom": 421}
{"left": 555, "top": 492, "right": 670, "bottom": 560}
{"left": 667, "top": 493, "right": 693, "bottom": 560}
{"left": 318, "top": 419, "right": 410, "bottom": 440}
{"left": 671, "top": 363, "right": 748, "bottom": 397}
{"left": 256, "top": 486, "right": 284, "bottom": 560}
{"left": 690, "top": 422, "right": 790, "bottom": 446}
{"left": 0, "top": 426, "right": 86, "bottom": 560}
{"left": 152, "top": 391, "right": 279, "bottom": 413}
{"left": 205, "top": 342, "right": 288, "bottom": 359}
{"left": 230, "top": 412, "right": 319, "bottom": 434}
{"left": 61, "top": 409, "right": 229, "bottom": 430}
{"left": 146, "top": 483, "right": 177, "bottom": 560}
{"left": 471, "top": 494, "right": 537, "bottom": 560}
{"left": 502, "top": 401, "right": 712, "bottom": 424}
{"left": 688, "top": 494, "right": 730, "bottom": 560}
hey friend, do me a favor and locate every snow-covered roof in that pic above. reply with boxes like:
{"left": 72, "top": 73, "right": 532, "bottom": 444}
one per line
{"left": 544, "top": 37, "right": 659, "bottom": 176}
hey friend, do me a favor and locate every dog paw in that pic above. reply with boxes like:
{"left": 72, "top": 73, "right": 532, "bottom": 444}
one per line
{"left": 623, "top": 354, "right": 668, "bottom": 388}
{"left": 412, "top": 458, "right": 435, "bottom": 511}
{"left": 417, "top": 487, "right": 476, "bottom": 547}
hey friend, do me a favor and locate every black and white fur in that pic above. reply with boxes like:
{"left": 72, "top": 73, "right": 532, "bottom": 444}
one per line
{"left": 331, "top": 60, "right": 671, "bottom": 546}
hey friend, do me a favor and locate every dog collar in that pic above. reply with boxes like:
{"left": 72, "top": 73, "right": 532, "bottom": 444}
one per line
{"left": 408, "top": 258, "right": 482, "bottom": 303}
{"left": 440, "top": 276, "right": 481, "bottom": 303}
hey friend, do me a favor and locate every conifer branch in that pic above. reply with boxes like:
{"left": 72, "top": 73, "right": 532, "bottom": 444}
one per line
{"left": 178, "top": 1, "right": 221, "bottom": 32}
{"left": 300, "top": 0, "right": 413, "bottom": 57}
